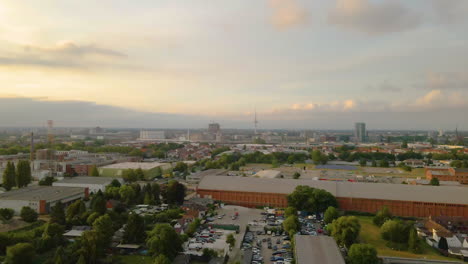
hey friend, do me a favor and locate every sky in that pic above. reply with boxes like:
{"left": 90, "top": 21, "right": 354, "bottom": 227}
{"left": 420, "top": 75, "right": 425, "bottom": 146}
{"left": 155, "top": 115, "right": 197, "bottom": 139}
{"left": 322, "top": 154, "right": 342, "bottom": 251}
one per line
{"left": 0, "top": 0, "right": 468, "bottom": 130}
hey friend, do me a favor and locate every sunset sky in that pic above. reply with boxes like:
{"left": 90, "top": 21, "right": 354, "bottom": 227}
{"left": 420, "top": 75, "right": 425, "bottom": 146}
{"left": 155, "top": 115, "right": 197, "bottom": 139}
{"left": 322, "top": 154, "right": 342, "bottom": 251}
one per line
{"left": 1, "top": 0, "right": 468, "bottom": 129}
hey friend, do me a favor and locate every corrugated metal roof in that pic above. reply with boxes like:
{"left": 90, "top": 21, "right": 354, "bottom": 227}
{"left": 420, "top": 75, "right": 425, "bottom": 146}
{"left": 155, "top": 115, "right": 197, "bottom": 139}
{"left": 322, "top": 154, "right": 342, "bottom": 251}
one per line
{"left": 295, "top": 235, "right": 345, "bottom": 264}
{"left": 198, "top": 176, "right": 468, "bottom": 205}
{"left": 0, "top": 185, "right": 85, "bottom": 202}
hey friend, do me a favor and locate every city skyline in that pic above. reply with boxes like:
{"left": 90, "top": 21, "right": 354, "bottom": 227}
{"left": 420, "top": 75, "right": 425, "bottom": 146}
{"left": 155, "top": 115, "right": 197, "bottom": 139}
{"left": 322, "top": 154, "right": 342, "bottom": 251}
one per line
{"left": 1, "top": 1, "right": 468, "bottom": 129}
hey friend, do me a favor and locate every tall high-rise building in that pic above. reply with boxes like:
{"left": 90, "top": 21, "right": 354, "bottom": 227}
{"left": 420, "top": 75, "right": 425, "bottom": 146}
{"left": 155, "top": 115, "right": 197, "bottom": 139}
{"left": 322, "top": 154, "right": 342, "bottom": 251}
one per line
{"left": 208, "top": 123, "right": 220, "bottom": 134}
{"left": 354, "top": 122, "right": 367, "bottom": 142}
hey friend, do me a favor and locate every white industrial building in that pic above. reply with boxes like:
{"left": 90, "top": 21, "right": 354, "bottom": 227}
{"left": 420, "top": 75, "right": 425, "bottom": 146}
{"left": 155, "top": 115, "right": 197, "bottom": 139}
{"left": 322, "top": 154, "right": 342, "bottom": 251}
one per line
{"left": 139, "top": 130, "right": 166, "bottom": 140}
{"left": 0, "top": 186, "right": 86, "bottom": 214}
{"left": 53, "top": 176, "right": 123, "bottom": 193}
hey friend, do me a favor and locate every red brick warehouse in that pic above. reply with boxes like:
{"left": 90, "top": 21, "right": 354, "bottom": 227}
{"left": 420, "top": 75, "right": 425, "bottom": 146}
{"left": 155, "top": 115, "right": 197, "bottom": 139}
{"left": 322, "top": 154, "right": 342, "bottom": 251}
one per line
{"left": 197, "top": 176, "right": 468, "bottom": 218}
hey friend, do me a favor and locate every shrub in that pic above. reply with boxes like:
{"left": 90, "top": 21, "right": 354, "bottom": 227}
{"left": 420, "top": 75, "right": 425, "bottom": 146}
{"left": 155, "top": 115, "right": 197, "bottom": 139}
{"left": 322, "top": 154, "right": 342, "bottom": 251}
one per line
{"left": 20, "top": 207, "right": 38, "bottom": 223}
{"left": 0, "top": 208, "right": 15, "bottom": 221}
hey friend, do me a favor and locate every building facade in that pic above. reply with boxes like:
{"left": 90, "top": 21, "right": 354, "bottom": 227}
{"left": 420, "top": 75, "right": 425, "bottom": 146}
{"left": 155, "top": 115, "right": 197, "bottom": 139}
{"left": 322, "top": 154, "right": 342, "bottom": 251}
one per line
{"left": 139, "top": 130, "right": 166, "bottom": 140}
{"left": 426, "top": 167, "right": 468, "bottom": 184}
{"left": 197, "top": 176, "right": 468, "bottom": 218}
{"left": 354, "top": 122, "right": 367, "bottom": 142}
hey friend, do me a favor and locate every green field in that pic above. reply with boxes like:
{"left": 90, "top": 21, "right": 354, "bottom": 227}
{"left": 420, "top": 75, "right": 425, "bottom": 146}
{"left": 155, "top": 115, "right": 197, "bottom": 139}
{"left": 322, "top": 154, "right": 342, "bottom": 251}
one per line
{"left": 357, "top": 216, "right": 454, "bottom": 261}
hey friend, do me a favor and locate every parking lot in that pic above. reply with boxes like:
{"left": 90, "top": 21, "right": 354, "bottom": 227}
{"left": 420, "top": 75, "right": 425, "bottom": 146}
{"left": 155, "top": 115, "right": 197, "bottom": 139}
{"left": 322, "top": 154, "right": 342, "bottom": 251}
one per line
{"left": 212, "top": 205, "right": 264, "bottom": 261}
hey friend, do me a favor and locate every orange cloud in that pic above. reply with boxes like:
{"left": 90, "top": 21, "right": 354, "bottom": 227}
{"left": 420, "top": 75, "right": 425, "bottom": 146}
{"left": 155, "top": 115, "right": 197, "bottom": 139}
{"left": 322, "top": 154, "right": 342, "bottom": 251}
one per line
{"left": 268, "top": 0, "right": 308, "bottom": 30}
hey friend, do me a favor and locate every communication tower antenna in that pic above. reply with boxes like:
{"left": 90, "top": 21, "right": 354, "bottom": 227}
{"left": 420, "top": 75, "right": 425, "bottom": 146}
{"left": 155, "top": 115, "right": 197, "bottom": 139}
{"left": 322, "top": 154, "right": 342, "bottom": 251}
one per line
{"left": 254, "top": 108, "right": 259, "bottom": 135}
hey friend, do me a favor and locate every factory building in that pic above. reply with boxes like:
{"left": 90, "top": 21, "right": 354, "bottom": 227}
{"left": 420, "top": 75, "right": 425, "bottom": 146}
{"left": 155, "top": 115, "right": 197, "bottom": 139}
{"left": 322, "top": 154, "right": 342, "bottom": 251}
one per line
{"left": 0, "top": 186, "right": 87, "bottom": 214}
{"left": 425, "top": 167, "right": 468, "bottom": 184}
{"left": 197, "top": 176, "right": 468, "bottom": 218}
{"left": 53, "top": 176, "right": 123, "bottom": 193}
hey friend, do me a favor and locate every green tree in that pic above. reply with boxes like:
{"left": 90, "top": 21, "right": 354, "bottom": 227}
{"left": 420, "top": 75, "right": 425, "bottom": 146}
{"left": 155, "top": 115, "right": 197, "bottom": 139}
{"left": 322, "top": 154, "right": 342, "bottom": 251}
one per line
{"left": 283, "top": 215, "right": 300, "bottom": 235}
{"left": 2, "top": 161, "right": 16, "bottom": 191}
{"left": 284, "top": 207, "right": 296, "bottom": 218}
{"left": 348, "top": 244, "right": 379, "bottom": 264}
{"left": 186, "top": 218, "right": 201, "bottom": 237}
{"left": 144, "top": 192, "right": 155, "bottom": 205}
{"left": 430, "top": 177, "right": 440, "bottom": 186}
{"left": 122, "top": 169, "right": 137, "bottom": 182}
{"left": 408, "top": 228, "right": 421, "bottom": 253}
{"left": 91, "top": 191, "right": 107, "bottom": 214}
{"left": 324, "top": 206, "right": 340, "bottom": 224}
{"left": 401, "top": 140, "right": 408, "bottom": 149}
{"left": 373, "top": 206, "right": 392, "bottom": 227}
{"left": 135, "top": 168, "right": 145, "bottom": 180}
{"left": 92, "top": 214, "right": 114, "bottom": 249}
{"left": 153, "top": 254, "right": 171, "bottom": 264}
{"left": 80, "top": 231, "right": 101, "bottom": 264}
{"left": 173, "top": 162, "right": 188, "bottom": 174}
{"left": 66, "top": 200, "right": 86, "bottom": 224}
{"left": 226, "top": 233, "right": 236, "bottom": 248}
{"left": 380, "top": 219, "right": 412, "bottom": 244}
{"left": 90, "top": 165, "right": 99, "bottom": 177}
{"left": 20, "top": 206, "right": 38, "bottom": 223}
{"left": 146, "top": 224, "right": 182, "bottom": 260}
{"left": 38, "top": 176, "right": 55, "bottom": 186}
{"left": 359, "top": 159, "right": 367, "bottom": 167}
{"left": 15, "top": 160, "right": 31, "bottom": 188}
{"left": 123, "top": 213, "right": 146, "bottom": 244}
{"left": 50, "top": 201, "right": 66, "bottom": 225}
{"left": 53, "top": 246, "right": 65, "bottom": 264}
{"left": 151, "top": 183, "right": 161, "bottom": 204}
{"left": 110, "top": 179, "right": 121, "bottom": 188}
{"left": 0, "top": 208, "right": 14, "bottom": 221}
{"left": 119, "top": 185, "right": 136, "bottom": 205}
{"left": 86, "top": 212, "right": 101, "bottom": 226}
{"left": 329, "top": 216, "right": 361, "bottom": 248}
{"left": 5, "top": 243, "right": 35, "bottom": 264}
{"left": 287, "top": 185, "right": 337, "bottom": 214}
{"left": 164, "top": 180, "right": 186, "bottom": 205}
{"left": 293, "top": 172, "right": 301, "bottom": 179}
{"left": 378, "top": 159, "right": 389, "bottom": 168}
{"left": 371, "top": 159, "right": 377, "bottom": 167}
{"left": 76, "top": 255, "right": 86, "bottom": 264}
{"left": 311, "top": 150, "right": 328, "bottom": 165}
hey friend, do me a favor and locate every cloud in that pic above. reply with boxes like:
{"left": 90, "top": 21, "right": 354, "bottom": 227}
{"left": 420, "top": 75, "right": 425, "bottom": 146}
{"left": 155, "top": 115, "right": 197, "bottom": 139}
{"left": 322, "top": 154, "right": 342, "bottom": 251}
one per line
{"left": 413, "top": 89, "right": 467, "bottom": 109}
{"left": 366, "top": 80, "right": 402, "bottom": 93}
{"left": 0, "top": 95, "right": 467, "bottom": 130}
{"left": 23, "top": 42, "right": 126, "bottom": 58}
{"left": 424, "top": 71, "right": 468, "bottom": 90}
{"left": 328, "top": 0, "right": 421, "bottom": 34}
{"left": 431, "top": 0, "right": 468, "bottom": 23}
{"left": 268, "top": 0, "right": 308, "bottom": 29}
{"left": 0, "top": 41, "right": 126, "bottom": 69}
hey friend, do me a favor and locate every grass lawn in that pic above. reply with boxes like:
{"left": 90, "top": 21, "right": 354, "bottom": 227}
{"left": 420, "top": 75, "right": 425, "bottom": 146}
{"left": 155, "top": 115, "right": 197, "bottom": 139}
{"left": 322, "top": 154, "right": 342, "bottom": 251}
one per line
{"left": 115, "top": 255, "right": 154, "bottom": 264}
{"left": 357, "top": 216, "right": 454, "bottom": 261}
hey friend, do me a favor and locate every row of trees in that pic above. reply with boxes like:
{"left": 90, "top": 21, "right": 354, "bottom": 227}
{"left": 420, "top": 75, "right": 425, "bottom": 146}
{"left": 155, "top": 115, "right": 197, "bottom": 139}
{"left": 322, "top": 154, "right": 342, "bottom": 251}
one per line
{"left": 2, "top": 160, "right": 32, "bottom": 191}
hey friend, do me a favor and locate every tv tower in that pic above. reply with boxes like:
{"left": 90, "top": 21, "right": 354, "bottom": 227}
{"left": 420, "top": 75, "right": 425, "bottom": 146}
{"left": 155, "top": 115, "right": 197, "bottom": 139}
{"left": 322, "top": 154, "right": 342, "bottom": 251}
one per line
{"left": 254, "top": 108, "right": 259, "bottom": 135}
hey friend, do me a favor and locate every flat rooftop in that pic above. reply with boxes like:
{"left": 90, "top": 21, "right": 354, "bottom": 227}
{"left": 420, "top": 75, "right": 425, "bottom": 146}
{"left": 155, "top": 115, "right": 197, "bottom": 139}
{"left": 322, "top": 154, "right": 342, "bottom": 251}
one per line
{"left": 54, "top": 176, "right": 122, "bottom": 185}
{"left": 101, "top": 161, "right": 168, "bottom": 170}
{"left": 0, "top": 186, "right": 85, "bottom": 201}
{"left": 198, "top": 176, "right": 468, "bottom": 205}
{"left": 295, "top": 235, "right": 345, "bottom": 264}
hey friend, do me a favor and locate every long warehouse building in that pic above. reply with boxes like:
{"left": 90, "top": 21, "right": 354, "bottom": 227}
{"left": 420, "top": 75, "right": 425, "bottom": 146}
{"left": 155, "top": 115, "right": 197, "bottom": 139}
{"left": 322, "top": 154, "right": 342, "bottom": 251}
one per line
{"left": 0, "top": 185, "right": 88, "bottom": 214}
{"left": 197, "top": 176, "right": 468, "bottom": 218}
